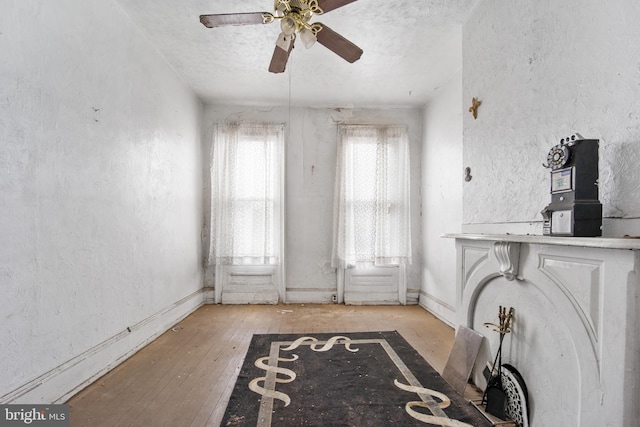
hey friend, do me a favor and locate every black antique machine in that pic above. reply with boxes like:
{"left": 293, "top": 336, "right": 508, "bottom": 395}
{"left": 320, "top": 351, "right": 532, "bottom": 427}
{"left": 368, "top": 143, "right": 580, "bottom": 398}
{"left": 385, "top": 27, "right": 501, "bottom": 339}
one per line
{"left": 541, "top": 133, "right": 602, "bottom": 236}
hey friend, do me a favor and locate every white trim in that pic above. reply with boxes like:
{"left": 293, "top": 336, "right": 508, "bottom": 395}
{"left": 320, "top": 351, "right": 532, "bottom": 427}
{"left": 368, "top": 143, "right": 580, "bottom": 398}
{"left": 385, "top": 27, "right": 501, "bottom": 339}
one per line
{"left": 1, "top": 289, "right": 204, "bottom": 404}
{"left": 215, "top": 264, "right": 223, "bottom": 303}
{"left": 443, "top": 232, "right": 640, "bottom": 250}
{"left": 398, "top": 264, "right": 407, "bottom": 305}
{"left": 279, "top": 125, "right": 286, "bottom": 303}
{"left": 340, "top": 265, "right": 405, "bottom": 305}
{"left": 337, "top": 267, "right": 345, "bottom": 304}
{"left": 419, "top": 291, "right": 456, "bottom": 328}
{"left": 203, "top": 286, "right": 215, "bottom": 304}
{"left": 216, "top": 265, "right": 280, "bottom": 304}
{"left": 285, "top": 289, "right": 337, "bottom": 304}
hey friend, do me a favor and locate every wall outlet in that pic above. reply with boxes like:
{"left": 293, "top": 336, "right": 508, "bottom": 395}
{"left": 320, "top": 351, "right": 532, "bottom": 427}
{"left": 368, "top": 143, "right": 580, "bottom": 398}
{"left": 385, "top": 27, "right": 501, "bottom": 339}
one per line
{"left": 331, "top": 294, "right": 337, "bottom": 303}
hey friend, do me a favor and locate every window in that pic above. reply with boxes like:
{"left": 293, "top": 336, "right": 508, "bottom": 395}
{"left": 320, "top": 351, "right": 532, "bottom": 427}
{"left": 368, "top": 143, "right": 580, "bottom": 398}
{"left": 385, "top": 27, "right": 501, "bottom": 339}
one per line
{"left": 332, "top": 125, "right": 412, "bottom": 267}
{"left": 209, "top": 122, "right": 284, "bottom": 265}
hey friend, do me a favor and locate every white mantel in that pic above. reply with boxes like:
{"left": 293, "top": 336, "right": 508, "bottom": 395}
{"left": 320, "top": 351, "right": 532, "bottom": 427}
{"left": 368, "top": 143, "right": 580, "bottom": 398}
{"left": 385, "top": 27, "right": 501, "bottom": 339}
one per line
{"left": 444, "top": 233, "right": 640, "bottom": 250}
{"left": 444, "top": 233, "right": 640, "bottom": 427}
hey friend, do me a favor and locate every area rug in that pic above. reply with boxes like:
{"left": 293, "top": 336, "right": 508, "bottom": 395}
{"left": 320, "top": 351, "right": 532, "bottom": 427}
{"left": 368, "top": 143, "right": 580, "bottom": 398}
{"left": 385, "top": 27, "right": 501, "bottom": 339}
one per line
{"left": 221, "top": 331, "right": 490, "bottom": 426}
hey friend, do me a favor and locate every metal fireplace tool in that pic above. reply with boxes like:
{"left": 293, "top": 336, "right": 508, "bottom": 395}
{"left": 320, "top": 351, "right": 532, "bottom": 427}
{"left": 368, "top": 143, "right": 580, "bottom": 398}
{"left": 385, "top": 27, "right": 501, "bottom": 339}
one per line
{"left": 469, "top": 306, "right": 529, "bottom": 427}
{"left": 482, "top": 306, "right": 514, "bottom": 417}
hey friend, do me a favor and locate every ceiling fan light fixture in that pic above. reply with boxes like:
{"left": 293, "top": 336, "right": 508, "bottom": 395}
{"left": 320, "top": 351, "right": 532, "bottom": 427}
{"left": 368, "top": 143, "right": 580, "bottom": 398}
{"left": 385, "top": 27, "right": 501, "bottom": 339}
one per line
{"left": 200, "top": 0, "right": 364, "bottom": 71}
{"left": 299, "top": 27, "right": 317, "bottom": 48}
{"left": 280, "top": 16, "right": 297, "bottom": 35}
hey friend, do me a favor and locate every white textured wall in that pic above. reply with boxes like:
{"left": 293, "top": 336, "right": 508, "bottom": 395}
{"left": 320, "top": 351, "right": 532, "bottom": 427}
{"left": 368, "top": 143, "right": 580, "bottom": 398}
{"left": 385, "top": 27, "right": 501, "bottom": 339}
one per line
{"left": 202, "top": 106, "right": 423, "bottom": 303}
{"left": 420, "top": 72, "right": 463, "bottom": 326}
{"left": 0, "top": 0, "right": 203, "bottom": 403}
{"left": 463, "top": 0, "right": 640, "bottom": 236}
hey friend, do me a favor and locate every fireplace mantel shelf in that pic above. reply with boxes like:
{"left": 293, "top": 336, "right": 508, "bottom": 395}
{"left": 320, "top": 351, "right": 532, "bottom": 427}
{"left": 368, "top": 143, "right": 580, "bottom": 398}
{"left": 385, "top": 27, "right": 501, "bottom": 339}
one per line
{"left": 442, "top": 233, "right": 640, "bottom": 250}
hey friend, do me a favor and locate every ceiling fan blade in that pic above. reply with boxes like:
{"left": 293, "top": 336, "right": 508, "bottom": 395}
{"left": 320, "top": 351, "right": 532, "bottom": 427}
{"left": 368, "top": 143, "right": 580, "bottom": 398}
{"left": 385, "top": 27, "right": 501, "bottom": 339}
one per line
{"left": 199, "top": 12, "right": 271, "bottom": 28}
{"left": 316, "top": 24, "right": 363, "bottom": 63}
{"left": 316, "top": 0, "right": 359, "bottom": 14}
{"left": 269, "top": 35, "right": 295, "bottom": 73}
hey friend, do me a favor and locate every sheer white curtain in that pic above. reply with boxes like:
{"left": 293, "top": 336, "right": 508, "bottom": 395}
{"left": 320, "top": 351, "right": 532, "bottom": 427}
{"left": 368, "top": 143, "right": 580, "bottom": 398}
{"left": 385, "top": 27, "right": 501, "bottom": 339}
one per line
{"left": 332, "top": 125, "right": 412, "bottom": 268}
{"left": 208, "top": 122, "right": 284, "bottom": 266}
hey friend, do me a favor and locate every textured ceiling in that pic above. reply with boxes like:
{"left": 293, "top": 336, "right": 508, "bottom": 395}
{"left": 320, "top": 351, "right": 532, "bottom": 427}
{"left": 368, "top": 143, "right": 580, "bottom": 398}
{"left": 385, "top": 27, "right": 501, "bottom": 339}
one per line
{"left": 115, "top": 0, "right": 477, "bottom": 108}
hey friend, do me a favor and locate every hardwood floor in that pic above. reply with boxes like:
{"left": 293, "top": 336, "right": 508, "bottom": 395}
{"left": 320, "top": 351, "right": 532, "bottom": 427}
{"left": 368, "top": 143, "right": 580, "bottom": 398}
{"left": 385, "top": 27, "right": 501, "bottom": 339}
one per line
{"left": 67, "top": 304, "right": 472, "bottom": 427}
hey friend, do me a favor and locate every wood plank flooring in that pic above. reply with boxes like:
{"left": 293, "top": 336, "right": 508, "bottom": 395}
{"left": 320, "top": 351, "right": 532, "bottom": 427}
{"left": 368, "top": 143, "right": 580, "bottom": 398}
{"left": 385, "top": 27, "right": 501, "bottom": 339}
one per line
{"left": 67, "top": 304, "right": 477, "bottom": 427}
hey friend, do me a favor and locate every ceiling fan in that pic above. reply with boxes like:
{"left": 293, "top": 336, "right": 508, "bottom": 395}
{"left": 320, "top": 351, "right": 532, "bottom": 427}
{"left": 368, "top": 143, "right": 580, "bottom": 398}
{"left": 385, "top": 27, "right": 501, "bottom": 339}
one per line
{"left": 200, "top": 0, "right": 363, "bottom": 73}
